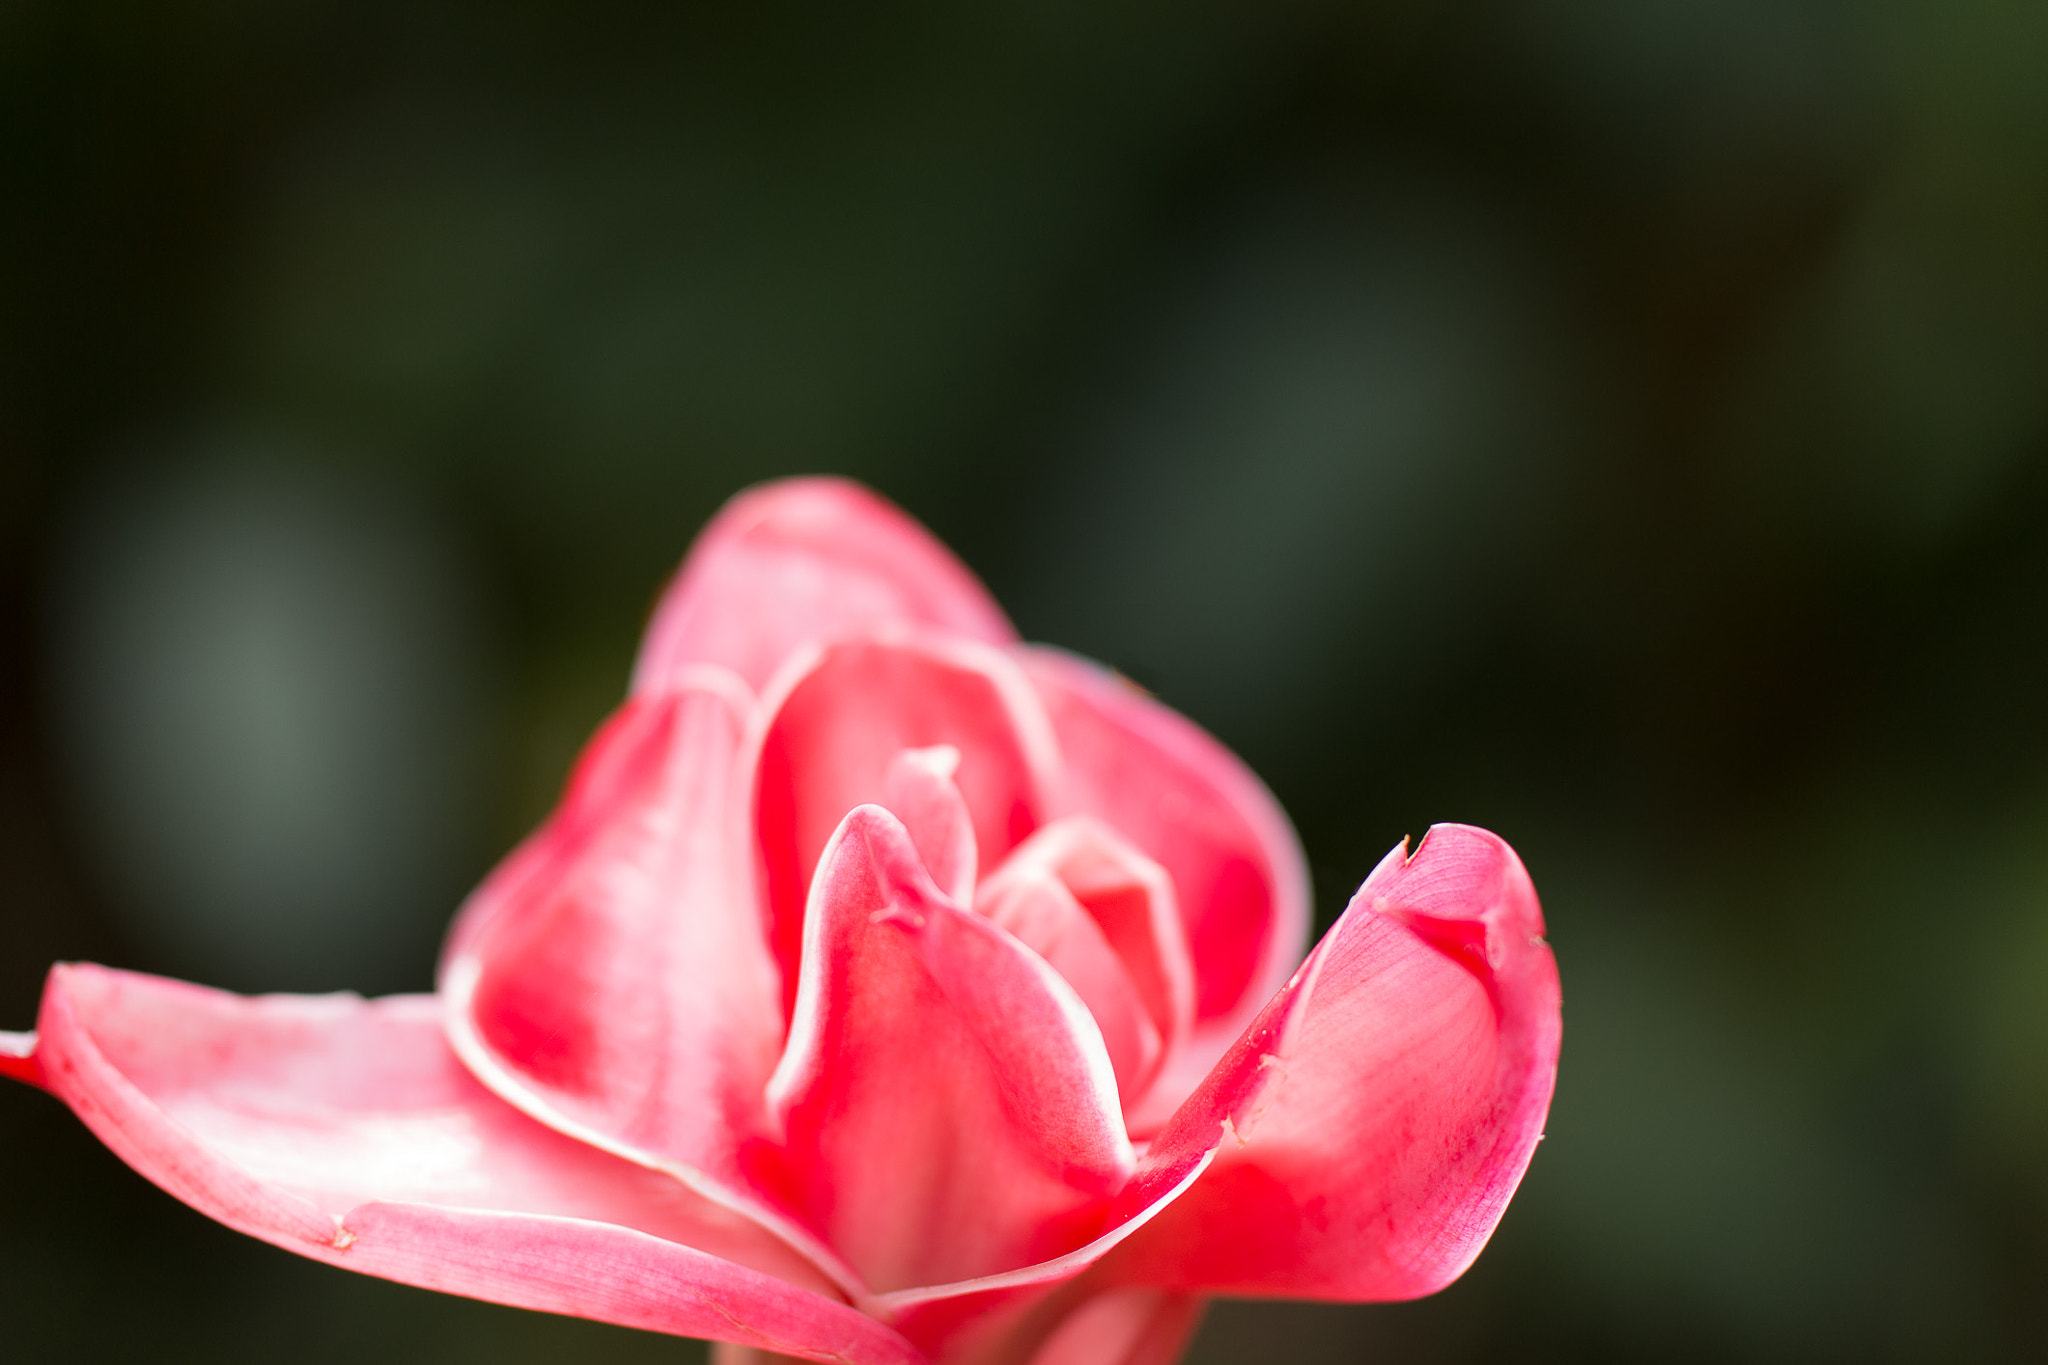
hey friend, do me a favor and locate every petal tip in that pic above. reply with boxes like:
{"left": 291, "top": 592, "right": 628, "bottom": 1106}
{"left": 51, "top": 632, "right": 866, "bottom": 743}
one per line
{"left": 0, "top": 1030, "right": 41, "bottom": 1088}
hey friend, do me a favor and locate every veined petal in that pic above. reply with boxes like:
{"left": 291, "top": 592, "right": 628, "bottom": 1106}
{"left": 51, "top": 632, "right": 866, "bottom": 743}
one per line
{"left": 753, "top": 636, "right": 1061, "bottom": 1015}
{"left": 1100, "top": 824, "right": 1562, "bottom": 1300}
{"left": 765, "top": 807, "right": 1132, "bottom": 1295}
{"left": 436, "top": 677, "right": 856, "bottom": 1294}
{"left": 18, "top": 964, "right": 922, "bottom": 1365}
{"left": 1016, "top": 648, "right": 1310, "bottom": 1133}
{"left": 633, "top": 478, "right": 1016, "bottom": 695}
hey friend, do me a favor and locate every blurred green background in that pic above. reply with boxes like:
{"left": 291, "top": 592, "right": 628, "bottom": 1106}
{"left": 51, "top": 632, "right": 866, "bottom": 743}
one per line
{"left": 5, "top": 1, "right": 2048, "bottom": 1360}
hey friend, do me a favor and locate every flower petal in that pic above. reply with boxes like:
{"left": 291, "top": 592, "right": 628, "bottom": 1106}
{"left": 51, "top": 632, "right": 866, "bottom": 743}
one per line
{"left": 980, "top": 818, "right": 1194, "bottom": 1109}
{"left": 633, "top": 478, "right": 1016, "bottom": 695}
{"left": 869, "top": 1147, "right": 1217, "bottom": 1361}
{"left": 1017, "top": 648, "right": 1310, "bottom": 1132}
{"left": 765, "top": 806, "right": 1133, "bottom": 1294}
{"left": 1101, "top": 824, "right": 1562, "bottom": 1300}
{"left": 21, "top": 964, "right": 923, "bottom": 1364}
{"left": 977, "top": 869, "right": 1162, "bottom": 1110}
{"left": 0, "top": 1030, "right": 40, "bottom": 1087}
{"left": 1027, "top": 1289, "right": 1206, "bottom": 1365}
{"left": 754, "top": 636, "right": 1061, "bottom": 1015}
{"left": 437, "top": 677, "right": 857, "bottom": 1292}
{"left": 883, "top": 746, "right": 977, "bottom": 907}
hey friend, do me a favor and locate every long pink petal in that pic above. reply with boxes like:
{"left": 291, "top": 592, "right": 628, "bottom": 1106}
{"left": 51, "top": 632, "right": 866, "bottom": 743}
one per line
{"left": 437, "top": 677, "right": 856, "bottom": 1293}
{"left": 753, "top": 636, "right": 1060, "bottom": 1015}
{"left": 633, "top": 478, "right": 1016, "bottom": 695}
{"left": 1017, "top": 648, "right": 1310, "bottom": 1133}
{"left": 1100, "top": 824, "right": 1562, "bottom": 1300}
{"left": 22, "top": 964, "right": 923, "bottom": 1365}
{"left": 765, "top": 807, "right": 1132, "bottom": 1295}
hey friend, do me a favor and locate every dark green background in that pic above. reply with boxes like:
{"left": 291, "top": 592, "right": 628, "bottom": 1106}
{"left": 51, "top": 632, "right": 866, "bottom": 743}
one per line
{"left": 6, "top": 2, "right": 2048, "bottom": 1360}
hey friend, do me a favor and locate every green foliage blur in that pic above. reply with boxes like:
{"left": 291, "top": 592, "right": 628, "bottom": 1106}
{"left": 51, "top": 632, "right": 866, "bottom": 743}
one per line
{"left": 5, "top": 1, "right": 2048, "bottom": 1360}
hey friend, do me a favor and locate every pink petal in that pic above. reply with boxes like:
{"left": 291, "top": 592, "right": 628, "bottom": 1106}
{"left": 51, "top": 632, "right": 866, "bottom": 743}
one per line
{"left": 24, "top": 964, "right": 923, "bottom": 1364}
{"left": 633, "top": 478, "right": 1016, "bottom": 695}
{"left": 883, "top": 746, "right": 977, "bottom": 906}
{"left": 765, "top": 806, "right": 1133, "bottom": 1295}
{"left": 1016, "top": 649, "right": 1310, "bottom": 1133}
{"left": 1101, "top": 824, "right": 1562, "bottom": 1300}
{"left": 1027, "top": 1289, "right": 1206, "bottom": 1365}
{"left": 753, "top": 636, "right": 1060, "bottom": 1015}
{"left": 438, "top": 677, "right": 855, "bottom": 1291}
{"left": 980, "top": 818, "right": 1194, "bottom": 1109}
{"left": 976, "top": 869, "right": 1162, "bottom": 1110}
{"left": 870, "top": 1146, "right": 1218, "bottom": 1361}
{"left": 0, "top": 1029, "right": 40, "bottom": 1087}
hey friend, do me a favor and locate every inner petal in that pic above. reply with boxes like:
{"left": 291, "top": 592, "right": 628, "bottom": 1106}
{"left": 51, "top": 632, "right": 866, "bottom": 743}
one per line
{"left": 977, "top": 818, "right": 1196, "bottom": 1116}
{"left": 765, "top": 805, "right": 1132, "bottom": 1293}
{"left": 977, "top": 869, "right": 1163, "bottom": 1102}
{"left": 752, "top": 636, "right": 1060, "bottom": 1016}
{"left": 882, "top": 745, "right": 976, "bottom": 906}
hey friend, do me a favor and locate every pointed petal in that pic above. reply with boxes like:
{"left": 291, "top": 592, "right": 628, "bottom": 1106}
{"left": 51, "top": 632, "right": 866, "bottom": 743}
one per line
{"left": 981, "top": 818, "right": 1194, "bottom": 1110}
{"left": 883, "top": 746, "right": 977, "bottom": 906}
{"left": 1101, "top": 824, "right": 1562, "bottom": 1300}
{"left": 633, "top": 478, "right": 1016, "bottom": 695}
{"left": 1017, "top": 649, "right": 1310, "bottom": 1132}
{"left": 435, "top": 679, "right": 858, "bottom": 1292}
{"left": 753, "top": 637, "right": 1060, "bottom": 1015}
{"left": 977, "top": 869, "right": 1162, "bottom": 1105}
{"left": 766, "top": 807, "right": 1132, "bottom": 1294}
{"left": 1028, "top": 1290, "right": 1206, "bottom": 1365}
{"left": 29, "top": 964, "right": 922, "bottom": 1364}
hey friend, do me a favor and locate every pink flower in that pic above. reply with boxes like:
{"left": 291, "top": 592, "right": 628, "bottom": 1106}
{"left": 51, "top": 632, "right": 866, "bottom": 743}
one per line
{"left": 1, "top": 478, "right": 1560, "bottom": 1365}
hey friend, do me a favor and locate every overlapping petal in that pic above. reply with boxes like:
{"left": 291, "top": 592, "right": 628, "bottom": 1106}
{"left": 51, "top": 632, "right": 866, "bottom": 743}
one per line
{"left": 765, "top": 806, "right": 1133, "bottom": 1295}
{"left": 1017, "top": 648, "right": 1309, "bottom": 1131}
{"left": 884, "top": 745, "right": 978, "bottom": 906}
{"left": 435, "top": 674, "right": 856, "bottom": 1288}
{"left": 1100, "top": 824, "right": 1561, "bottom": 1300}
{"left": 18, "top": 964, "right": 920, "bottom": 1365}
{"left": 754, "top": 637, "right": 1061, "bottom": 1013}
{"left": 977, "top": 819, "right": 1193, "bottom": 1111}
{"left": 633, "top": 478, "right": 1016, "bottom": 694}
{"left": 443, "top": 677, "right": 776, "bottom": 1163}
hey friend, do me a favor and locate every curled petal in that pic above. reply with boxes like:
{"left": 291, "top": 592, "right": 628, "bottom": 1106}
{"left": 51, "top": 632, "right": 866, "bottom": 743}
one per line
{"left": 754, "top": 637, "right": 1061, "bottom": 1015}
{"left": 438, "top": 678, "right": 854, "bottom": 1293}
{"left": 977, "top": 870, "right": 1162, "bottom": 1110}
{"left": 19, "top": 964, "right": 922, "bottom": 1365}
{"left": 634, "top": 478, "right": 1016, "bottom": 694}
{"left": 1102, "top": 824, "right": 1562, "bottom": 1300}
{"left": 980, "top": 818, "right": 1194, "bottom": 1109}
{"left": 1016, "top": 649, "right": 1309, "bottom": 1131}
{"left": 766, "top": 807, "right": 1132, "bottom": 1295}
